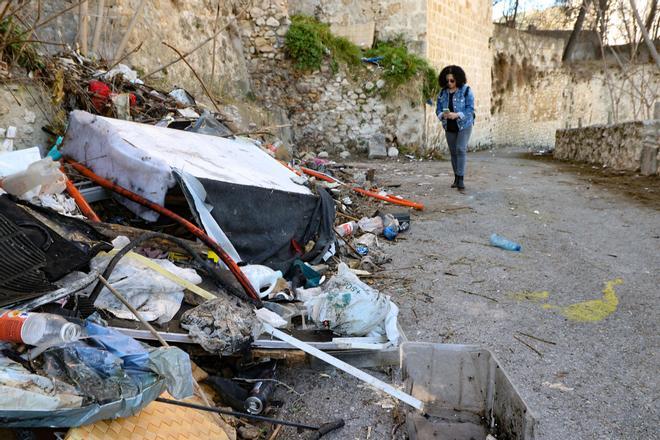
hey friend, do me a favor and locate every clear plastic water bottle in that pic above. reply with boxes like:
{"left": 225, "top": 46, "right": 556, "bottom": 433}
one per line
{"left": 490, "top": 234, "right": 522, "bottom": 252}
{"left": 0, "top": 310, "right": 83, "bottom": 346}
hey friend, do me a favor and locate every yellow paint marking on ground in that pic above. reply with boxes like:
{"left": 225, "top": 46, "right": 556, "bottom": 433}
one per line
{"left": 560, "top": 278, "right": 623, "bottom": 322}
{"left": 508, "top": 291, "right": 550, "bottom": 301}
{"left": 508, "top": 279, "right": 623, "bottom": 322}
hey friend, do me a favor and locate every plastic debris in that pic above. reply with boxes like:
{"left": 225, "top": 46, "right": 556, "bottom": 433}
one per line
{"left": 305, "top": 263, "right": 400, "bottom": 344}
{"left": 241, "top": 265, "right": 284, "bottom": 299}
{"left": 490, "top": 233, "right": 522, "bottom": 252}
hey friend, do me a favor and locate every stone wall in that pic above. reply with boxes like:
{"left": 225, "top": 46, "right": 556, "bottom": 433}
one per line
{"left": 22, "top": 1, "right": 251, "bottom": 102}
{"left": 0, "top": 84, "right": 54, "bottom": 153}
{"left": 240, "top": 0, "right": 430, "bottom": 156}
{"left": 490, "top": 24, "right": 660, "bottom": 149}
{"left": 554, "top": 120, "right": 660, "bottom": 175}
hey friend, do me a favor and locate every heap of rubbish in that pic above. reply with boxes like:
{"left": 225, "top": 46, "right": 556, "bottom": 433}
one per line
{"left": 0, "top": 52, "right": 535, "bottom": 440}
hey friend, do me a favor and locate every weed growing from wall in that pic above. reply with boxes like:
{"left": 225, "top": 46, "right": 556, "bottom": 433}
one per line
{"left": 285, "top": 15, "right": 360, "bottom": 71}
{"left": 285, "top": 16, "right": 437, "bottom": 101}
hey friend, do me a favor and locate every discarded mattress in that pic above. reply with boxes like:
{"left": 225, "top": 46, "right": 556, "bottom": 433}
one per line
{"left": 62, "top": 111, "right": 334, "bottom": 272}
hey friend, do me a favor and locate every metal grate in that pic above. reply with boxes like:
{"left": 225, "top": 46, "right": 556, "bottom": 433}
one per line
{"left": 0, "top": 212, "right": 56, "bottom": 306}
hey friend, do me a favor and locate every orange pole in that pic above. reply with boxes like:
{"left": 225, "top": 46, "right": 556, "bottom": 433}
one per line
{"left": 61, "top": 166, "right": 101, "bottom": 222}
{"left": 65, "top": 158, "right": 261, "bottom": 303}
{"left": 352, "top": 187, "right": 424, "bottom": 211}
{"left": 300, "top": 166, "right": 337, "bottom": 183}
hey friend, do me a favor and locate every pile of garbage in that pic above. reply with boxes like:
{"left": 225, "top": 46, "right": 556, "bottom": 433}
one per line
{"left": 0, "top": 51, "right": 427, "bottom": 439}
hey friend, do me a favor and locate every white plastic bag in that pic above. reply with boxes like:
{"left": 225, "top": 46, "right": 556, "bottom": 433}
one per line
{"left": 358, "top": 216, "right": 384, "bottom": 234}
{"left": 91, "top": 238, "right": 202, "bottom": 323}
{"left": 305, "top": 263, "right": 391, "bottom": 337}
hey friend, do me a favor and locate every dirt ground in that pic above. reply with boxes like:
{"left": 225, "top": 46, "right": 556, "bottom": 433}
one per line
{"left": 271, "top": 148, "right": 659, "bottom": 440}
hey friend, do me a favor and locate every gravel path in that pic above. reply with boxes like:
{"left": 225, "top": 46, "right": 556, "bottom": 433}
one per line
{"left": 274, "top": 149, "right": 659, "bottom": 440}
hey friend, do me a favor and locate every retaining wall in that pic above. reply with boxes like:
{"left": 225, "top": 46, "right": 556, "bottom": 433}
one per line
{"left": 554, "top": 120, "right": 660, "bottom": 175}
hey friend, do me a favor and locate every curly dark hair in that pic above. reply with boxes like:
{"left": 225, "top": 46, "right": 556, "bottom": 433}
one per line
{"left": 438, "top": 65, "right": 467, "bottom": 89}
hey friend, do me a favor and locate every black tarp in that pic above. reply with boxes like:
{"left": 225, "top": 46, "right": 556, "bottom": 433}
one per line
{"left": 185, "top": 179, "right": 335, "bottom": 274}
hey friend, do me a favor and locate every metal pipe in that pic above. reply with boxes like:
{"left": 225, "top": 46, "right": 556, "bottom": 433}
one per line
{"left": 154, "top": 397, "right": 320, "bottom": 430}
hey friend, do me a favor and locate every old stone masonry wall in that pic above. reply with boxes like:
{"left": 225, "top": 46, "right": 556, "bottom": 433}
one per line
{"left": 240, "top": 0, "right": 429, "bottom": 157}
{"left": 554, "top": 121, "right": 660, "bottom": 175}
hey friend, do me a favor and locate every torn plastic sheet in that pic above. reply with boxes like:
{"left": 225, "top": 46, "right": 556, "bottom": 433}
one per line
{"left": 172, "top": 169, "right": 241, "bottom": 265}
{"left": 0, "top": 350, "right": 83, "bottom": 411}
{"left": 90, "top": 239, "right": 202, "bottom": 323}
{"left": 0, "top": 377, "right": 165, "bottom": 428}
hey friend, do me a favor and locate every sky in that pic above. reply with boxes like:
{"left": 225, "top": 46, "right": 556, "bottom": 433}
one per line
{"left": 492, "top": 0, "right": 561, "bottom": 20}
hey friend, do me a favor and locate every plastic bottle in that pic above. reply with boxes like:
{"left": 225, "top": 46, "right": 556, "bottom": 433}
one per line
{"left": 0, "top": 310, "right": 83, "bottom": 346}
{"left": 334, "top": 221, "right": 357, "bottom": 237}
{"left": 0, "top": 157, "right": 66, "bottom": 198}
{"left": 241, "top": 265, "right": 284, "bottom": 299}
{"left": 490, "top": 234, "right": 522, "bottom": 252}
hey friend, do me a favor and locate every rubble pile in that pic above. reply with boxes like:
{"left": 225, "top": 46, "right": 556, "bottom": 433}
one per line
{"left": 0, "top": 47, "right": 428, "bottom": 440}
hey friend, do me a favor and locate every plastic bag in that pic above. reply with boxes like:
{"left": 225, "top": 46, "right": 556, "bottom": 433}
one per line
{"left": 358, "top": 216, "right": 384, "bottom": 234}
{"left": 91, "top": 239, "right": 202, "bottom": 323}
{"left": 0, "top": 351, "right": 82, "bottom": 410}
{"left": 305, "top": 263, "right": 390, "bottom": 337}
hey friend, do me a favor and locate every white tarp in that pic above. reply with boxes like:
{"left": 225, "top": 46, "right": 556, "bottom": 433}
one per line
{"left": 62, "top": 111, "right": 310, "bottom": 221}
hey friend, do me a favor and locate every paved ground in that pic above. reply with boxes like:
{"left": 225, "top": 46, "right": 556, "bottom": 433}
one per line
{"left": 276, "top": 148, "right": 659, "bottom": 440}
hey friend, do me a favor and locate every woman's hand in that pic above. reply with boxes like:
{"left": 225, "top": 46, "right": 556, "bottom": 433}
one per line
{"left": 445, "top": 112, "right": 460, "bottom": 120}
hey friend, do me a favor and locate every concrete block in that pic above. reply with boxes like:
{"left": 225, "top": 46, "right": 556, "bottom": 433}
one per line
{"left": 640, "top": 145, "right": 658, "bottom": 176}
{"left": 368, "top": 133, "right": 387, "bottom": 159}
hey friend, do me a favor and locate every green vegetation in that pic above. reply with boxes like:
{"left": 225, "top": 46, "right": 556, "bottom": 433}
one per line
{"left": 0, "top": 18, "right": 45, "bottom": 72}
{"left": 285, "top": 15, "right": 360, "bottom": 71}
{"left": 284, "top": 16, "right": 438, "bottom": 100}
{"left": 365, "top": 37, "right": 439, "bottom": 99}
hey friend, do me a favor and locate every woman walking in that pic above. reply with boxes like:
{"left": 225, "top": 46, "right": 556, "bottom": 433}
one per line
{"left": 436, "top": 65, "right": 475, "bottom": 190}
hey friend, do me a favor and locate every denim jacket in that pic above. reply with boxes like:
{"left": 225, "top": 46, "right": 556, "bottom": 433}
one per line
{"left": 435, "top": 85, "right": 475, "bottom": 131}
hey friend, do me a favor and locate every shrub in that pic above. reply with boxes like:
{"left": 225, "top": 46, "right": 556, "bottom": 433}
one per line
{"left": 366, "top": 38, "right": 439, "bottom": 99}
{"left": 0, "top": 18, "right": 44, "bottom": 72}
{"left": 285, "top": 15, "right": 361, "bottom": 71}
{"left": 285, "top": 17, "right": 438, "bottom": 100}
{"left": 285, "top": 17, "right": 324, "bottom": 70}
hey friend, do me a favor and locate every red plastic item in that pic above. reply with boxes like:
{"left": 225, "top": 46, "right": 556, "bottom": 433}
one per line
{"left": 65, "top": 158, "right": 261, "bottom": 303}
{"left": 88, "top": 80, "right": 111, "bottom": 112}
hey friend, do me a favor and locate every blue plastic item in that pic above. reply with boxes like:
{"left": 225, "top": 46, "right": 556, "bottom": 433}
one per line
{"left": 490, "top": 234, "right": 521, "bottom": 252}
{"left": 356, "top": 244, "right": 369, "bottom": 256}
{"left": 46, "top": 136, "right": 64, "bottom": 160}
{"left": 84, "top": 321, "right": 149, "bottom": 369}
{"left": 383, "top": 225, "right": 398, "bottom": 241}
{"left": 292, "top": 259, "right": 322, "bottom": 288}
